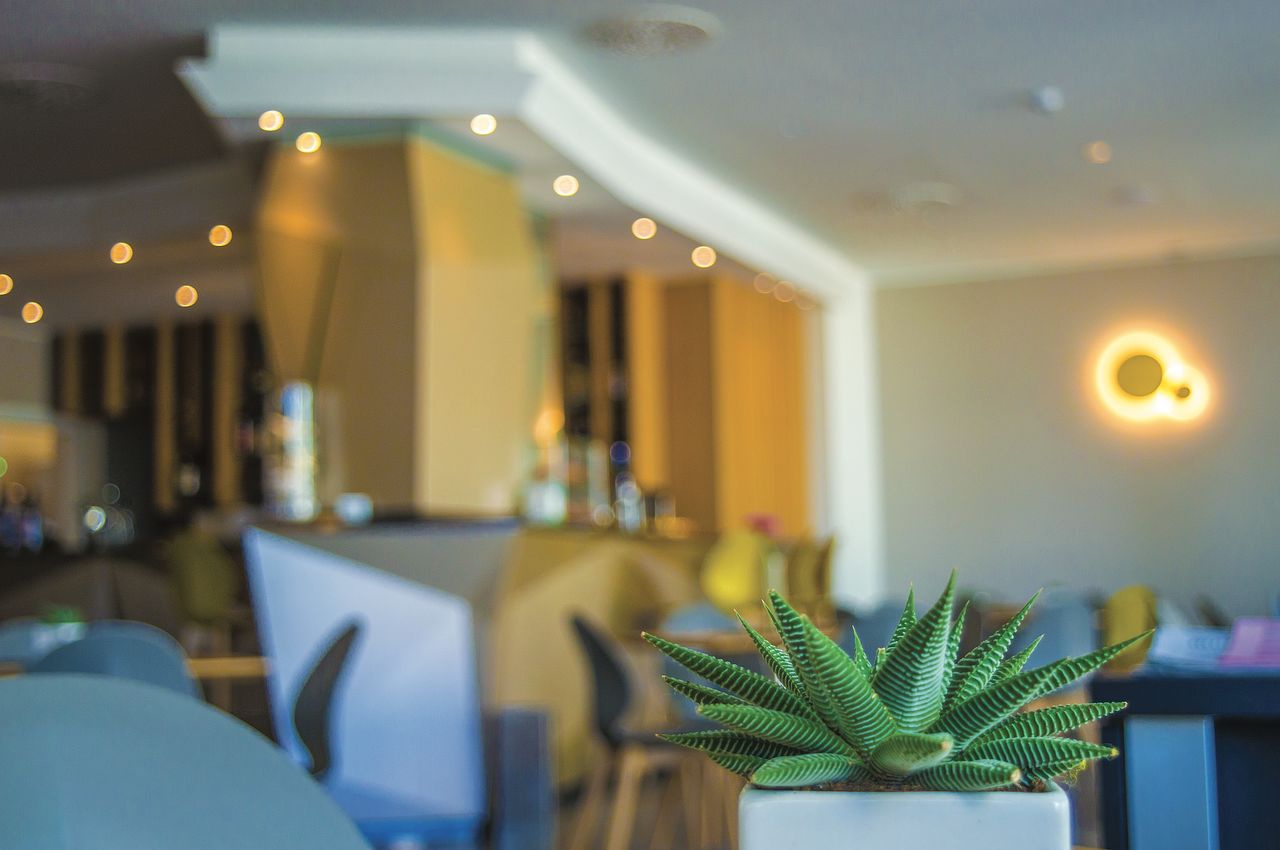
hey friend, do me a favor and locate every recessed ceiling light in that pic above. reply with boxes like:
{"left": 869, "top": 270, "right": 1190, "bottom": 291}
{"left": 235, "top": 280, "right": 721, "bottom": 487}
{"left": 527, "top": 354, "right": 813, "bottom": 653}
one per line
{"left": 1028, "top": 86, "right": 1065, "bottom": 115}
{"left": 774, "top": 281, "right": 796, "bottom": 302}
{"left": 258, "top": 110, "right": 284, "bottom": 132}
{"left": 109, "top": 242, "right": 133, "bottom": 264}
{"left": 470, "top": 114, "right": 498, "bottom": 136}
{"left": 753, "top": 273, "right": 776, "bottom": 294}
{"left": 21, "top": 301, "right": 43, "bottom": 324}
{"left": 208, "top": 225, "right": 233, "bottom": 247}
{"left": 175, "top": 285, "right": 199, "bottom": 308}
{"left": 1083, "top": 140, "right": 1112, "bottom": 165}
{"left": 296, "top": 131, "right": 322, "bottom": 154}
{"left": 553, "top": 175, "right": 580, "bottom": 197}
{"left": 631, "top": 217, "right": 657, "bottom": 239}
{"left": 0, "top": 274, "right": 11, "bottom": 296}
{"left": 691, "top": 246, "right": 717, "bottom": 268}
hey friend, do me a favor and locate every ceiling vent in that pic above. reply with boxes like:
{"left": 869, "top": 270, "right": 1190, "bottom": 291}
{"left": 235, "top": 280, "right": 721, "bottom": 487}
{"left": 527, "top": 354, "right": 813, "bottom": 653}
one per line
{"left": 0, "top": 63, "right": 100, "bottom": 112}
{"left": 580, "top": 5, "right": 719, "bottom": 56}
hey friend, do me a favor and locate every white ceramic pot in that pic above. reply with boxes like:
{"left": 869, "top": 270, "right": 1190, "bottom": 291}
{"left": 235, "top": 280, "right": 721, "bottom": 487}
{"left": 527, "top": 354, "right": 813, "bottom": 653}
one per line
{"left": 739, "top": 784, "right": 1070, "bottom": 850}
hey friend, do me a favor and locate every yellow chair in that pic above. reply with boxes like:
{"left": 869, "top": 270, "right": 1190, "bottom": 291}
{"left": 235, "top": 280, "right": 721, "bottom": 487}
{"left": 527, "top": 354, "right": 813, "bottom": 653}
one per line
{"left": 1103, "top": 585, "right": 1157, "bottom": 672}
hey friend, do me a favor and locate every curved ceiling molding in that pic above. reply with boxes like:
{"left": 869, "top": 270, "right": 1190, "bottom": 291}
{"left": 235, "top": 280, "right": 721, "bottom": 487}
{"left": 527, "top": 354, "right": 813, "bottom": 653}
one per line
{"left": 178, "top": 25, "right": 870, "bottom": 300}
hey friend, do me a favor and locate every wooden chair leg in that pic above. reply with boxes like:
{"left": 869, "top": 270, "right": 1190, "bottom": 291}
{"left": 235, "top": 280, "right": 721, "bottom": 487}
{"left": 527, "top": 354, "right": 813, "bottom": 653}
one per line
{"left": 604, "top": 747, "right": 647, "bottom": 850}
{"left": 678, "top": 757, "right": 701, "bottom": 850}
{"left": 723, "top": 772, "right": 742, "bottom": 848}
{"left": 647, "top": 765, "right": 681, "bottom": 850}
{"left": 569, "top": 757, "right": 612, "bottom": 850}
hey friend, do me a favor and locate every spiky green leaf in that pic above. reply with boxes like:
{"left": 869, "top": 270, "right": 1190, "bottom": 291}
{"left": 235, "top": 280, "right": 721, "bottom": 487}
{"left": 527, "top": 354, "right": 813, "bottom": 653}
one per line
{"left": 869, "top": 732, "right": 954, "bottom": 777}
{"left": 945, "top": 591, "right": 1039, "bottom": 711}
{"left": 964, "top": 736, "right": 1117, "bottom": 769}
{"left": 912, "top": 759, "right": 1022, "bottom": 791}
{"left": 699, "top": 704, "right": 856, "bottom": 756}
{"left": 706, "top": 750, "right": 768, "bottom": 777}
{"left": 659, "top": 730, "right": 798, "bottom": 761}
{"left": 943, "top": 600, "right": 970, "bottom": 687}
{"left": 768, "top": 591, "right": 816, "bottom": 687}
{"left": 849, "top": 626, "right": 873, "bottom": 680}
{"left": 872, "top": 572, "right": 956, "bottom": 731}
{"left": 930, "top": 664, "right": 1056, "bottom": 747}
{"left": 736, "top": 612, "right": 804, "bottom": 694}
{"left": 1022, "top": 758, "right": 1087, "bottom": 785}
{"left": 801, "top": 616, "right": 895, "bottom": 758}
{"left": 662, "top": 676, "right": 746, "bottom": 708}
{"left": 971, "top": 701, "right": 1126, "bottom": 746}
{"left": 750, "top": 753, "right": 870, "bottom": 788}
{"left": 990, "top": 636, "right": 1043, "bottom": 687}
{"left": 643, "top": 632, "right": 814, "bottom": 718}
{"left": 1026, "top": 632, "right": 1153, "bottom": 701}
{"left": 886, "top": 587, "right": 917, "bottom": 656}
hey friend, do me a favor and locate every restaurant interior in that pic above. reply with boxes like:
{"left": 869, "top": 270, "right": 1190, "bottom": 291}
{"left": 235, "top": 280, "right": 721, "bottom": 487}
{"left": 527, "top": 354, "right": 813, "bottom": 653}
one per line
{"left": 1, "top": 3, "right": 1278, "bottom": 850}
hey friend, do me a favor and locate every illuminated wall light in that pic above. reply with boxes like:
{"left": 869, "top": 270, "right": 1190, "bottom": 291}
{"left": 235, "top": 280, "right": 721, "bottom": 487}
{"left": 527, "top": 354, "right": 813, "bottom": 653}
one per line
{"left": 258, "top": 110, "right": 285, "bottom": 132}
{"left": 773, "top": 280, "right": 796, "bottom": 302}
{"left": 470, "top": 114, "right": 498, "bottom": 136}
{"left": 553, "top": 174, "right": 580, "bottom": 197}
{"left": 21, "top": 302, "right": 43, "bottom": 324}
{"left": 175, "top": 285, "right": 199, "bottom": 308}
{"left": 631, "top": 217, "right": 657, "bottom": 240}
{"left": 1094, "top": 330, "right": 1209, "bottom": 423}
{"left": 109, "top": 242, "right": 133, "bottom": 264}
{"left": 1084, "top": 140, "right": 1112, "bottom": 165}
{"left": 208, "top": 225, "right": 233, "bottom": 247}
{"left": 753, "top": 273, "right": 776, "bottom": 294}
{"left": 0, "top": 274, "right": 11, "bottom": 296}
{"left": 296, "top": 131, "right": 322, "bottom": 154}
{"left": 691, "top": 246, "right": 717, "bottom": 269}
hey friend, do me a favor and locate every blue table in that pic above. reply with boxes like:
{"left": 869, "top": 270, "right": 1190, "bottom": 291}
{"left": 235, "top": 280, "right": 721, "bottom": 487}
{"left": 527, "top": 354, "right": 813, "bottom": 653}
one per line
{"left": 1093, "top": 673, "right": 1280, "bottom": 850}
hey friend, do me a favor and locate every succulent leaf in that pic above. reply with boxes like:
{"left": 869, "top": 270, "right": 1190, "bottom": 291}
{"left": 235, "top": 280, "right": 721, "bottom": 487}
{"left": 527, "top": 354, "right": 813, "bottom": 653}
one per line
{"left": 912, "top": 759, "right": 1022, "bottom": 791}
{"left": 849, "top": 627, "right": 873, "bottom": 680}
{"left": 1022, "top": 757, "right": 1088, "bottom": 785}
{"left": 885, "top": 587, "right": 918, "bottom": 656}
{"left": 990, "top": 635, "right": 1043, "bottom": 686}
{"left": 971, "top": 701, "right": 1126, "bottom": 746}
{"left": 930, "top": 664, "right": 1056, "bottom": 747}
{"left": 768, "top": 591, "right": 817, "bottom": 687}
{"left": 736, "top": 612, "right": 804, "bottom": 694}
{"left": 662, "top": 676, "right": 746, "bottom": 708}
{"left": 963, "top": 735, "right": 1117, "bottom": 768}
{"left": 872, "top": 572, "right": 956, "bottom": 731}
{"left": 699, "top": 703, "right": 857, "bottom": 756}
{"left": 706, "top": 750, "right": 769, "bottom": 777}
{"left": 945, "top": 591, "right": 1039, "bottom": 711}
{"left": 943, "top": 600, "right": 970, "bottom": 687}
{"left": 1026, "top": 632, "right": 1154, "bottom": 700}
{"left": 643, "top": 632, "right": 814, "bottom": 718}
{"left": 659, "top": 730, "right": 799, "bottom": 761}
{"left": 801, "top": 616, "right": 895, "bottom": 758}
{"left": 750, "top": 753, "right": 869, "bottom": 788}
{"left": 869, "top": 732, "right": 954, "bottom": 777}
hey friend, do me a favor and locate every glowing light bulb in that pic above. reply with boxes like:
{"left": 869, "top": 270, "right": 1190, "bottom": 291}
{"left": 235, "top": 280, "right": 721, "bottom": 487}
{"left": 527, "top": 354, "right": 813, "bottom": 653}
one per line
{"left": 470, "top": 114, "right": 498, "bottom": 136}
{"left": 691, "top": 246, "right": 717, "bottom": 268}
{"left": 21, "top": 302, "right": 43, "bottom": 324}
{"left": 753, "top": 273, "right": 776, "bottom": 294}
{"left": 175, "top": 285, "right": 199, "bottom": 308}
{"left": 631, "top": 217, "right": 657, "bottom": 240}
{"left": 0, "top": 274, "right": 12, "bottom": 296}
{"left": 208, "top": 225, "right": 233, "bottom": 247}
{"left": 258, "top": 110, "right": 284, "bottom": 132}
{"left": 553, "top": 175, "right": 580, "bottom": 197}
{"left": 296, "top": 131, "right": 322, "bottom": 154}
{"left": 110, "top": 242, "right": 133, "bottom": 264}
{"left": 1084, "top": 140, "right": 1112, "bottom": 165}
{"left": 774, "top": 281, "right": 796, "bottom": 302}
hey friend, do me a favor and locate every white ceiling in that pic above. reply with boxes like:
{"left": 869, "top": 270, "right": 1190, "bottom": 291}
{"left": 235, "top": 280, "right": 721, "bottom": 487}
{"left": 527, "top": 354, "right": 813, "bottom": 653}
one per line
{"left": 2, "top": 0, "right": 1278, "bottom": 288}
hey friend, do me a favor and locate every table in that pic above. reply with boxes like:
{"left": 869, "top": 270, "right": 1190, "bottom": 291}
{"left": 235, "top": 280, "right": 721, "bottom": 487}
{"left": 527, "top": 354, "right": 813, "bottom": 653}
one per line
{"left": 186, "top": 655, "right": 268, "bottom": 681}
{"left": 1093, "top": 673, "right": 1280, "bottom": 850}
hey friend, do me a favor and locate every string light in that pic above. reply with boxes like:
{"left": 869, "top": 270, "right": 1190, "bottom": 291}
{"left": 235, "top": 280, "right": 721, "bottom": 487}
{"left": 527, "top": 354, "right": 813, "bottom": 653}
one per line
{"left": 774, "top": 281, "right": 796, "bottom": 302}
{"left": 175, "top": 285, "right": 199, "bottom": 308}
{"left": 553, "top": 175, "right": 580, "bottom": 197}
{"left": 0, "top": 274, "right": 12, "bottom": 296}
{"left": 631, "top": 217, "right": 657, "bottom": 240}
{"left": 258, "top": 110, "right": 285, "bottom": 132}
{"left": 753, "top": 273, "right": 776, "bottom": 294}
{"left": 296, "top": 131, "right": 322, "bottom": 154}
{"left": 110, "top": 242, "right": 133, "bottom": 264}
{"left": 470, "top": 114, "right": 498, "bottom": 136}
{"left": 208, "top": 225, "right": 233, "bottom": 247}
{"left": 21, "top": 302, "right": 43, "bottom": 324}
{"left": 691, "top": 246, "right": 717, "bottom": 269}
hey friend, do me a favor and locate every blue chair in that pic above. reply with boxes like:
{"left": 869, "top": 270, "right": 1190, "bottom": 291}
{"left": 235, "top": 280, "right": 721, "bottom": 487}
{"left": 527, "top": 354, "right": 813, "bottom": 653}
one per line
{"left": 0, "top": 674, "right": 371, "bottom": 850}
{"left": 0, "top": 618, "right": 85, "bottom": 667}
{"left": 29, "top": 620, "right": 198, "bottom": 698}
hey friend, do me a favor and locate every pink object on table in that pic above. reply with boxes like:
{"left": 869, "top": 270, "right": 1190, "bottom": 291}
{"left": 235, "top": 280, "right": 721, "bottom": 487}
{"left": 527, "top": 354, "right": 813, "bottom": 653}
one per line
{"left": 744, "top": 513, "right": 781, "bottom": 537}
{"left": 1219, "top": 617, "right": 1280, "bottom": 668}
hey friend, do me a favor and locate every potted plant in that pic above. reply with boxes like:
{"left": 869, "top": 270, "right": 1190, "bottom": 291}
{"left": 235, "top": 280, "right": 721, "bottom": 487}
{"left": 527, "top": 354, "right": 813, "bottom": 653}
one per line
{"left": 645, "top": 573, "right": 1150, "bottom": 850}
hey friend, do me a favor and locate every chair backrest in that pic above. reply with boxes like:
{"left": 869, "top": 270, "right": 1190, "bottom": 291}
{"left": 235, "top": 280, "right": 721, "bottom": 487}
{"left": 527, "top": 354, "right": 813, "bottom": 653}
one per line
{"left": 293, "top": 621, "right": 362, "bottom": 778}
{"left": 0, "top": 618, "right": 84, "bottom": 666}
{"left": 570, "top": 615, "right": 632, "bottom": 747}
{"left": 29, "top": 620, "right": 197, "bottom": 698}
{"left": 0, "top": 674, "right": 371, "bottom": 850}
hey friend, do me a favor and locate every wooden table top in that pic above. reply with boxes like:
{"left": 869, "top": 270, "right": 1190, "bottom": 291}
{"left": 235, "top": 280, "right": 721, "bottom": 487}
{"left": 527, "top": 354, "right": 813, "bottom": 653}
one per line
{"left": 0, "top": 656, "right": 268, "bottom": 681}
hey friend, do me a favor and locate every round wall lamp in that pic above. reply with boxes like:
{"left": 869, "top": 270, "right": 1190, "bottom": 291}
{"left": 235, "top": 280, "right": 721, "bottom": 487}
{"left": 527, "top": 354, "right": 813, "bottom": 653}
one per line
{"left": 1095, "top": 331, "right": 1209, "bottom": 422}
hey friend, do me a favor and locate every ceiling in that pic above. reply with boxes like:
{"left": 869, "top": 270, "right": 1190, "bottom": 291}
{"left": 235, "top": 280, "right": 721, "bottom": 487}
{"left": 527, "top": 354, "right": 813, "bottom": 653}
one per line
{"left": 1, "top": 0, "right": 1278, "bottom": 287}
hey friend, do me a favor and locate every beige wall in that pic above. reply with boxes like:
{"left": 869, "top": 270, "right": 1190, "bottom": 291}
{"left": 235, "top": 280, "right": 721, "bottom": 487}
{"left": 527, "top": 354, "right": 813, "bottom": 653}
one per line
{"left": 877, "top": 254, "right": 1280, "bottom": 615}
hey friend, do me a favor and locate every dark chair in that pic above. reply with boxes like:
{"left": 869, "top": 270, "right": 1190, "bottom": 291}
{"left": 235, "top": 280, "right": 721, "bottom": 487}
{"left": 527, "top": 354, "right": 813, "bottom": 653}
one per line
{"left": 569, "top": 615, "right": 711, "bottom": 850}
{"left": 292, "top": 620, "right": 363, "bottom": 779}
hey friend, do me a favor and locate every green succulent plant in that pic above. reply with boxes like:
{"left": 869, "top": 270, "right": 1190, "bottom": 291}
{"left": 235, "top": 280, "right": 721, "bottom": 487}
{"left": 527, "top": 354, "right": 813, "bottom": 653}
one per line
{"left": 645, "top": 573, "right": 1151, "bottom": 792}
